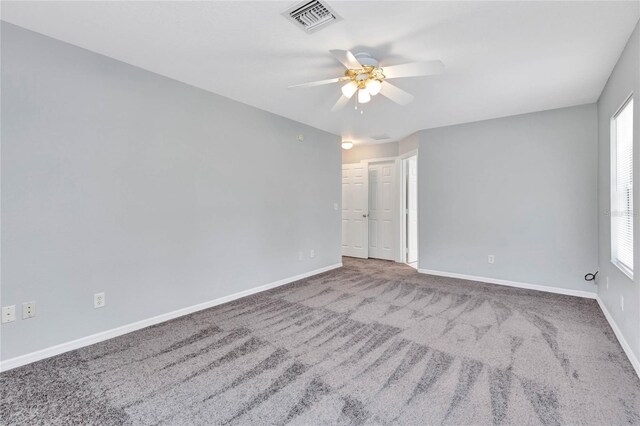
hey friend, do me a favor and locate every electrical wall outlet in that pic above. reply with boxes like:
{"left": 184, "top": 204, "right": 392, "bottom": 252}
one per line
{"left": 488, "top": 255, "right": 495, "bottom": 264}
{"left": 333, "top": 203, "right": 339, "bottom": 211}
{"left": 22, "top": 301, "right": 36, "bottom": 319}
{"left": 310, "top": 249, "right": 315, "bottom": 258}
{"left": 620, "top": 295, "right": 624, "bottom": 311}
{"left": 94, "top": 292, "right": 106, "bottom": 309}
{"left": 606, "top": 277, "right": 609, "bottom": 289}
{"left": 298, "top": 250, "right": 304, "bottom": 261}
{"left": 2, "top": 305, "right": 16, "bottom": 323}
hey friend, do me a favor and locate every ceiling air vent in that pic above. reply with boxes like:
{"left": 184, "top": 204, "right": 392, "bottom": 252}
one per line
{"left": 371, "top": 134, "right": 392, "bottom": 141}
{"left": 282, "top": 0, "right": 342, "bottom": 34}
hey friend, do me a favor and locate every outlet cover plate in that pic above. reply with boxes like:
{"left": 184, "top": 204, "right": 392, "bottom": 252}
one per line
{"left": 94, "top": 292, "right": 106, "bottom": 308}
{"left": 2, "top": 305, "right": 16, "bottom": 323}
{"left": 22, "top": 301, "right": 36, "bottom": 319}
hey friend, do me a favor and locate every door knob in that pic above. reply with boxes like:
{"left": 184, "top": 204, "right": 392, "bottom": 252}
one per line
{"left": 363, "top": 214, "right": 369, "bottom": 218}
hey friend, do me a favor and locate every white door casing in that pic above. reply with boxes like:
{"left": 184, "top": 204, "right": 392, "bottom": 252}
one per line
{"left": 342, "top": 163, "right": 369, "bottom": 258}
{"left": 368, "top": 161, "right": 396, "bottom": 261}
{"left": 407, "top": 156, "right": 418, "bottom": 263}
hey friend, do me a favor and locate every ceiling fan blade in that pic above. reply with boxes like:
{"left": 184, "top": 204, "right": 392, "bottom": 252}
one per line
{"left": 330, "top": 95, "right": 351, "bottom": 112}
{"left": 382, "top": 60, "right": 444, "bottom": 79}
{"left": 288, "top": 77, "right": 345, "bottom": 89}
{"left": 329, "top": 49, "right": 362, "bottom": 69}
{"left": 379, "top": 82, "right": 414, "bottom": 106}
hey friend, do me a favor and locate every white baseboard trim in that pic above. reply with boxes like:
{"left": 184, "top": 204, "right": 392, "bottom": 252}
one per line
{"left": 417, "top": 268, "right": 597, "bottom": 299}
{"left": 0, "top": 263, "right": 342, "bottom": 372}
{"left": 596, "top": 296, "right": 640, "bottom": 378}
{"left": 417, "top": 268, "right": 639, "bottom": 378}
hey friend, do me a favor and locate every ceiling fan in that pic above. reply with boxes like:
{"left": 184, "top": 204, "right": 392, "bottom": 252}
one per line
{"left": 288, "top": 50, "right": 444, "bottom": 112}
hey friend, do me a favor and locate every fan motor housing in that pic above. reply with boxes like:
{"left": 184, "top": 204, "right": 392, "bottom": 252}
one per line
{"left": 353, "top": 52, "right": 379, "bottom": 68}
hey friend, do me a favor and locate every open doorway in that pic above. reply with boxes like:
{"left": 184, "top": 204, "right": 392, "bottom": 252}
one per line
{"left": 401, "top": 154, "right": 418, "bottom": 268}
{"left": 342, "top": 153, "right": 415, "bottom": 265}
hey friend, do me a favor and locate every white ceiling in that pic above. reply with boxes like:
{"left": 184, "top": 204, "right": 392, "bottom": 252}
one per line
{"left": 2, "top": 1, "right": 639, "bottom": 145}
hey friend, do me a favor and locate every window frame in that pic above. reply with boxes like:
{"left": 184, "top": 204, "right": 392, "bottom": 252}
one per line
{"left": 610, "top": 93, "right": 634, "bottom": 280}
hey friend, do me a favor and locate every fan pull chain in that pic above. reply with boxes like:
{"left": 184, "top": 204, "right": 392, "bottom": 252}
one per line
{"left": 354, "top": 96, "right": 364, "bottom": 115}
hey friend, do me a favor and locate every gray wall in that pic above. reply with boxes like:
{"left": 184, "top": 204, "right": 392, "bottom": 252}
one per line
{"left": 398, "top": 133, "right": 419, "bottom": 156}
{"left": 418, "top": 104, "right": 598, "bottom": 293}
{"left": 1, "top": 23, "right": 341, "bottom": 361}
{"left": 342, "top": 142, "right": 398, "bottom": 163}
{"left": 597, "top": 21, "right": 640, "bottom": 364}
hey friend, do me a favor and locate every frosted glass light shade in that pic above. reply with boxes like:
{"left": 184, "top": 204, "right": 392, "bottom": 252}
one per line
{"left": 341, "top": 141, "right": 354, "bottom": 150}
{"left": 358, "top": 89, "right": 371, "bottom": 104}
{"left": 341, "top": 81, "right": 358, "bottom": 98}
{"left": 367, "top": 79, "right": 382, "bottom": 96}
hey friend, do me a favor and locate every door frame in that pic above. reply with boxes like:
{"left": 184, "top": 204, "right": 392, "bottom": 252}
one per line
{"left": 343, "top": 154, "right": 409, "bottom": 263}
{"left": 361, "top": 156, "right": 402, "bottom": 263}
{"left": 399, "top": 150, "right": 418, "bottom": 266}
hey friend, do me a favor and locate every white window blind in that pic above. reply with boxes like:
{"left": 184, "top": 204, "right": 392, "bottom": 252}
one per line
{"left": 611, "top": 96, "right": 634, "bottom": 277}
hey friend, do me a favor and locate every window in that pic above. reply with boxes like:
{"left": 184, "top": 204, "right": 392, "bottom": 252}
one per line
{"left": 611, "top": 96, "right": 634, "bottom": 278}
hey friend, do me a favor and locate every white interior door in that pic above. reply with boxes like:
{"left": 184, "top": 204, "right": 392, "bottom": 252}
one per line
{"left": 368, "top": 161, "right": 396, "bottom": 260}
{"left": 342, "top": 163, "right": 369, "bottom": 258}
{"left": 407, "top": 156, "right": 418, "bottom": 263}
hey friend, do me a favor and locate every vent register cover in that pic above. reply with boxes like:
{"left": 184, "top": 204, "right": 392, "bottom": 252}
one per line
{"left": 370, "top": 134, "right": 392, "bottom": 141}
{"left": 282, "top": 0, "right": 342, "bottom": 33}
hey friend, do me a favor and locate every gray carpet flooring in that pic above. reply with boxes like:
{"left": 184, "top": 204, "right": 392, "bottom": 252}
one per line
{"left": 2, "top": 258, "right": 639, "bottom": 425}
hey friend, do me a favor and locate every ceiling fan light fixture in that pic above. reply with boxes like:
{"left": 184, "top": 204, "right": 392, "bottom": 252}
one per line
{"left": 289, "top": 49, "right": 443, "bottom": 111}
{"left": 366, "top": 79, "right": 382, "bottom": 96}
{"left": 358, "top": 89, "right": 371, "bottom": 104}
{"left": 341, "top": 141, "right": 354, "bottom": 150}
{"left": 341, "top": 81, "right": 358, "bottom": 98}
